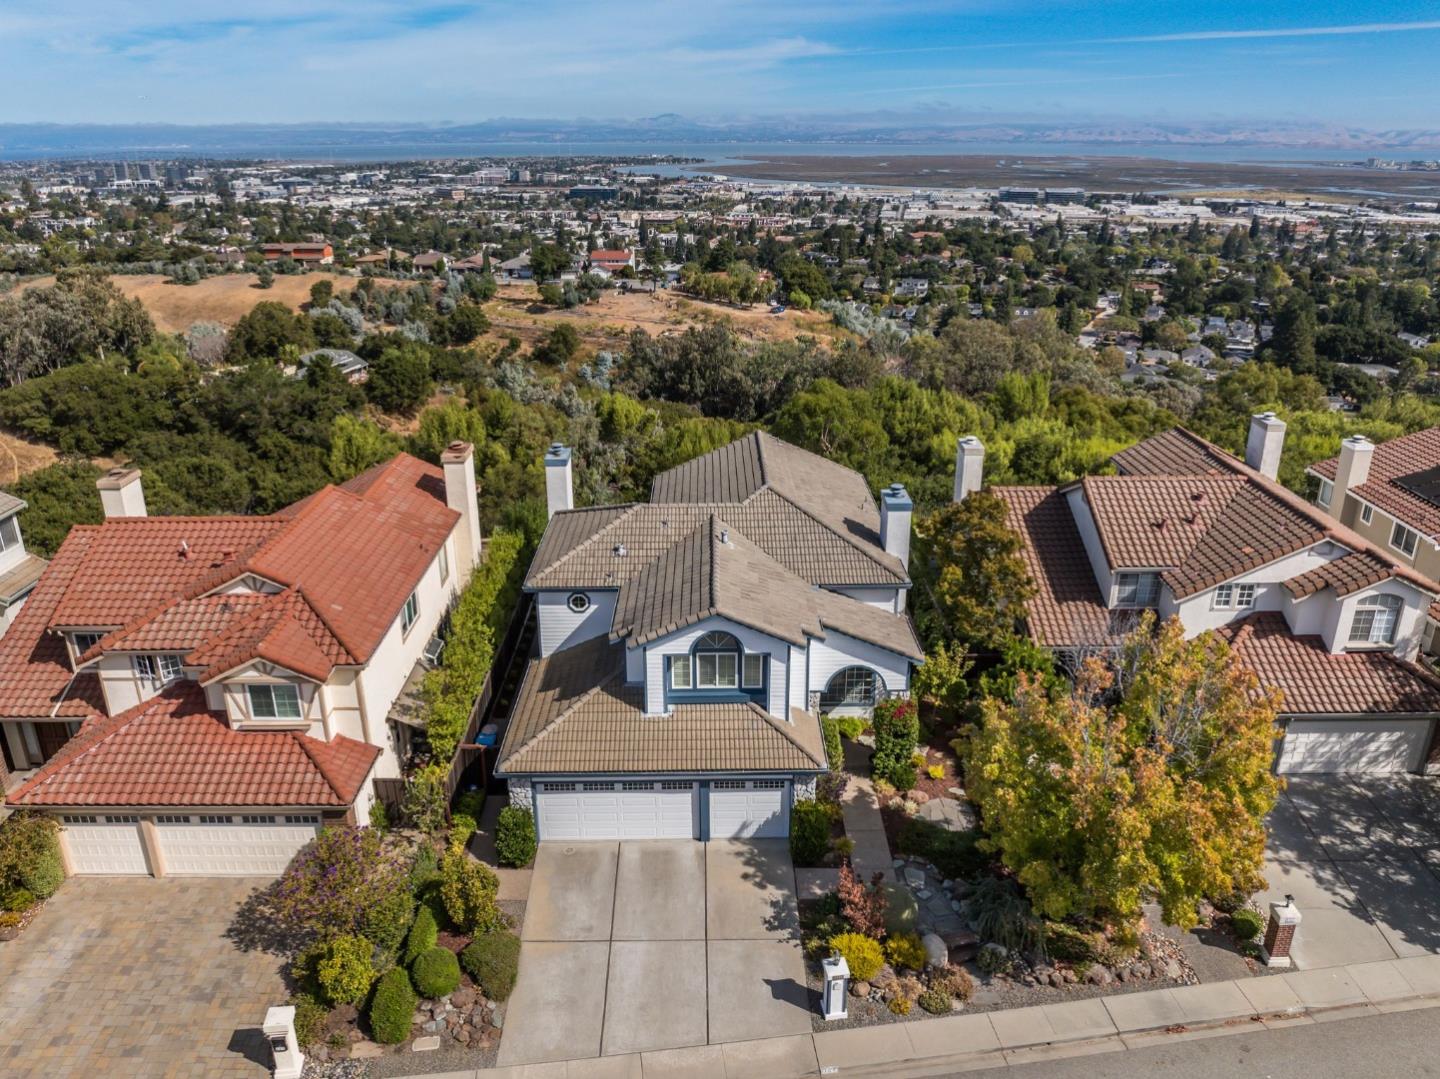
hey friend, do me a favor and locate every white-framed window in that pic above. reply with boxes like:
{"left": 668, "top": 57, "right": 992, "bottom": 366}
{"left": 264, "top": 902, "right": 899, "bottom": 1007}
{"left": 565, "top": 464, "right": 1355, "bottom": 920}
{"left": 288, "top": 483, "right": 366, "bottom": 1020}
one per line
{"left": 742, "top": 653, "right": 765, "bottom": 688}
{"left": 1350, "top": 593, "right": 1404, "bottom": 646}
{"left": 247, "top": 682, "right": 302, "bottom": 720}
{"left": 670, "top": 654, "right": 692, "bottom": 690}
{"left": 241, "top": 814, "right": 277, "bottom": 825}
{"left": 438, "top": 544, "right": 450, "bottom": 584}
{"left": 72, "top": 631, "right": 105, "bottom": 656}
{"left": 62, "top": 814, "right": 97, "bottom": 824}
{"left": 567, "top": 592, "right": 590, "bottom": 614}
{"left": 1361, "top": 503, "right": 1374, "bottom": 524}
{"left": 401, "top": 590, "right": 420, "bottom": 634}
{"left": 0, "top": 514, "right": 19, "bottom": 552}
{"left": 285, "top": 814, "right": 320, "bottom": 824}
{"left": 1213, "top": 583, "right": 1234, "bottom": 610}
{"left": 199, "top": 814, "right": 231, "bottom": 824}
{"left": 1236, "top": 583, "right": 1257, "bottom": 609}
{"left": 1390, "top": 521, "right": 1419, "bottom": 558}
{"left": 696, "top": 652, "right": 738, "bottom": 689}
{"left": 134, "top": 654, "right": 183, "bottom": 689}
{"left": 1316, "top": 478, "right": 1333, "bottom": 509}
{"left": 155, "top": 815, "right": 192, "bottom": 824}
{"left": 1115, "top": 572, "right": 1160, "bottom": 608}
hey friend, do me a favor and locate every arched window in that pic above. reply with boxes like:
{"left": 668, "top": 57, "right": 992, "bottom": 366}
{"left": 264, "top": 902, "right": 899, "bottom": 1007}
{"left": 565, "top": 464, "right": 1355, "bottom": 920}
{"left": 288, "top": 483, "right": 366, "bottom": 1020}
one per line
{"left": 1350, "top": 593, "right": 1403, "bottom": 645}
{"left": 692, "top": 631, "right": 739, "bottom": 689}
{"left": 820, "top": 666, "right": 885, "bottom": 713}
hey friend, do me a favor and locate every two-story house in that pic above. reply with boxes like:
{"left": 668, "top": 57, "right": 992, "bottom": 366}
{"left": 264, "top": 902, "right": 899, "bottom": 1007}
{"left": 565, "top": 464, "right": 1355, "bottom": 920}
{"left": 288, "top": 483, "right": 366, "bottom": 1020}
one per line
{"left": 495, "top": 433, "right": 924, "bottom": 841}
{"left": 0, "top": 442, "right": 485, "bottom": 876}
{"left": 0, "top": 492, "right": 47, "bottom": 637}
{"left": 992, "top": 413, "right": 1440, "bottom": 776}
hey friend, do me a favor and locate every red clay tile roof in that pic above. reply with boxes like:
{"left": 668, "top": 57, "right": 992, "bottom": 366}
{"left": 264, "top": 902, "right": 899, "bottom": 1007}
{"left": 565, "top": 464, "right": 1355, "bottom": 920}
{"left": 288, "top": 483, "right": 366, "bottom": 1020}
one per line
{"left": 1220, "top": 614, "right": 1440, "bottom": 717}
{"left": 1284, "top": 551, "right": 1395, "bottom": 599}
{"left": 994, "top": 485, "right": 1118, "bottom": 648}
{"left": 1112, "top": 428, "right": 1239, "bottom": 477}
{"left": 1311, "top": 426, "right": 1440, "bottom": 540}
{"left": 1080, "top": 475, "right": 1244, "bottom": 570}
{"left": 186, "top": 588, "right": 353, "bottom": 683}
{"left": 7, "top": 682, "right": 378, "bottom": 807}
{"left": 78, "top": 593, "right": 273, "bottom": 663}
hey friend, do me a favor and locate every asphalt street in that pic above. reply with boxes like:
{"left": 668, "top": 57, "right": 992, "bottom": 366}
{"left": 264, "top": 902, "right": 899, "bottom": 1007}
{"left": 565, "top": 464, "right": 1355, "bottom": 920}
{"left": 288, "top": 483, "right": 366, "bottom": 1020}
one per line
{"left": 964, "top": 1006, "right": 1440, "bottom": 1078}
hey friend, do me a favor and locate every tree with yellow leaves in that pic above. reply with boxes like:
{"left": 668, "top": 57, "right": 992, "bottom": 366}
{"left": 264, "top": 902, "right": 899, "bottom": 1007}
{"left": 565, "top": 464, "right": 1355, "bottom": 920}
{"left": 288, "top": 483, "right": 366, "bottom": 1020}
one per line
{"left": 961, "top": 613, "right": 1281, "bottom": 931}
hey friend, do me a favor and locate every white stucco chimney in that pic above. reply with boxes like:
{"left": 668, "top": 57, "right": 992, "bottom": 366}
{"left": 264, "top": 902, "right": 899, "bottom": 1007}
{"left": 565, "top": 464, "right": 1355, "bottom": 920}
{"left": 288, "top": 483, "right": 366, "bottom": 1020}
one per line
{"left": 954, "top": 436, "right": 985, "bottom": 502}
{"left": 441, "top": 440, "right": 482, "bottom": 576}
{"left": 544, "top": 443, "right": 573, "bottom": 519}
{"left": 96, "top": 467, "right": 147, "bottom": 518}
{"left": 1245, "top": 412, "right": 1286, "bottom": 480}
{"left": 880, "top": 484, "right": 913, "bottom": 570}
{"left": 1332, "top": 434, "right": 1374, "bottom": 513}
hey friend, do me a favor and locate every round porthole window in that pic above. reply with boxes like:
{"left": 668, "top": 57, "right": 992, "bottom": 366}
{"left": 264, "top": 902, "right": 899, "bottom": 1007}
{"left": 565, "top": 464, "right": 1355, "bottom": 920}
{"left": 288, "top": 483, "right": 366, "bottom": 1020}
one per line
{"left": 567, "top": 592, "right": 590, "bottom": 613}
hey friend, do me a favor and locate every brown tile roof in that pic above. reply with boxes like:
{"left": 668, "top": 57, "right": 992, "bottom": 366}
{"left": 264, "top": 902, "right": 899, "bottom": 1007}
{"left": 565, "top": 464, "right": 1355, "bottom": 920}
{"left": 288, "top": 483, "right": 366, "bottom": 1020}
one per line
{"left": 993, "top": 485, "right": 1117, "bottom": 648}
{"left": 1112, "top": 428, "right": 1239, "bottom": 477}
{"left": 1311, "top": 426, "right": 1440, "bottom": 540}
{"left": 0, "top": 552, "right": 47, "bottom": 602}
{"left": 7, "top": 682, "right": 378, "bottom": 807}
{"left": 1080, "top": 475, "right": 1245, "bottom": 569}
{"left": 497, "top": 636, "right": 826, "bottom": 775}
{"left": 1284, "top": 551, "right": 1395, "bottom": 599}
{"left": 185, "top": 589, "right": 354, "bottom": 683}
{"left": 1220, "top": 614, "right": 1440, "bottom": 717}
{"left": 80, "top": 594, "right": 273, "bottom": 660}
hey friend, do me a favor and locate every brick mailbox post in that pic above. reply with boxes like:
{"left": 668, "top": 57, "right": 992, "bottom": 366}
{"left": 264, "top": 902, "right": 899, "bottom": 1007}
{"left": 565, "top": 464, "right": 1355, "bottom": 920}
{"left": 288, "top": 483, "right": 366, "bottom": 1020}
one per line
{"left": 1261, "top": 895, "right": 1302, "bottom": 968}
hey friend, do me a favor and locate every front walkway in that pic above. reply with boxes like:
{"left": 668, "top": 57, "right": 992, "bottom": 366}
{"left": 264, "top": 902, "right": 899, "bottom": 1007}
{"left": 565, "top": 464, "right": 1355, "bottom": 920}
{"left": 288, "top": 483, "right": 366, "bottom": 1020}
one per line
{"left": 839, "top": 738, "right": 893, "bottom": 881}
{"left": 0, "top": 877, "right": 287, "bottom": 1077}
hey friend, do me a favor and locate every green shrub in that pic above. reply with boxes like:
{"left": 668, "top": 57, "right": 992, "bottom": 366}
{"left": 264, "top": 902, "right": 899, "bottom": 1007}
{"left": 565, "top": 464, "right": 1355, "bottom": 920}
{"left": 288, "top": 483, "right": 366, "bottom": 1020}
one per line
{"left": 455, "top": 789, "right": 486, "bottom": 822}
{"left": 896, "top": 818, "right": 986, "bottom": 881}
{"left": 1043, "top": 922, "right": 1098, "bottom": 964}
{"left": 495, "top": 806, "right": 536, "bottom": 867}
{"left": 836, "top": 716, "right": 867, "bottom": 741}
{"left": 976, "top": 943, "right": 1011, "bottom": 976}
{"left": 290, "top": 992, "right": 327, "bottom": 1048}
{"left": 368, "top": 968, "right": 418, "bottom": 1044}
{"left": 821, "top": 716, "right": 843, "bottom": 770}
{"left": 368, "top": 800, "right": 390, "bottom": 832}
{"left": 411, "top": 946, "right": 461, "bottom": 999}
{"left": 439, "top": 848, "right": 503, "bottom": 933}
{"left": 1231, "top": 908, "right": 1264, "bottom": 942}
{"left": 885, "top": 931, "right": 928, "bottom": 971}
{"left": 872, "top": 697, "right": 920, "bottom": 790}
{"left": 917, "top": 987, "right": 951, "bottom": 1014}
{"left": 450, "top": 812, "right": 479, "bottom": 850}
{"left": 828, "top": 932, "right": 884, "bottom": 981}
{"left": 789, "top": 800, "right": 831, "bottom": 867}
{"left": 409, "top": 843, "right": 440, "bottom": 892}
{"left": 404, "top": 904, "right": 439, "bottom": 966}
{"left": 969, "top": 876, "right": 1043, "bottom": 954}
{"left": 315, "top": 934, "right": 377, "bottom": 1006}
{"left": 461, "top": 929, "right": 521, "bottom": 1001}
{"left": 888, "top": 995, "right": 912, "bottom": 1015}
{"left": 2, "top": 887, "right": 36, "bottom": 913}
{"left": 880, "top": 880, "right": 920, "bottom": 937}
{"left": 1, "top": 814, "right": 65, "bottom": 900}
{"left": 361, "top": 885, "right": 416, "bottom": 959}
{"left": 403, "top": 768, "right": 449, "bottom": 834}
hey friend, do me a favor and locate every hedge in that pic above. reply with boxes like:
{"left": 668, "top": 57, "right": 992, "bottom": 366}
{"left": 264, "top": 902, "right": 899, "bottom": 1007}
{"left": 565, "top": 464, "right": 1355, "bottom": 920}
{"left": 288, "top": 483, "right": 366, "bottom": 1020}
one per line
{"left": 369, "top": 968, "right": 418, "bottom": 1044}
{"left": 461, "top": 930, "right": 521, "bottom": 1001}
{"left": 495, "top": 806, "right": 537, "bottom": 867}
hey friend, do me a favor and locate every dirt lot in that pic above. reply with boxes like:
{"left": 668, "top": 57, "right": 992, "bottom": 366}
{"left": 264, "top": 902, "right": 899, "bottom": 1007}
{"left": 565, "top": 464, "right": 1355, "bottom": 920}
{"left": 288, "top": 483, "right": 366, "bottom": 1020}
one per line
{"left": 485, "top": 282, "right": 846, "bottom": 352}
{"left": 21, "top": 271, "right": 375, "bottom": 334}
{"left": 0, "top": 430, "right": 58, "bottom": 484}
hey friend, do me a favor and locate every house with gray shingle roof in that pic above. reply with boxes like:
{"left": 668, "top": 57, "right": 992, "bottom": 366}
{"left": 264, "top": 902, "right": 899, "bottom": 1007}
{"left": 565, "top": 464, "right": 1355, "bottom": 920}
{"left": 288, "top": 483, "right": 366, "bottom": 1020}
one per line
{"left": 992, "top": 414, "right": 1440, "bottom": 777}
{"left": 496, "top": 432, "right": 923, "bottom": 841}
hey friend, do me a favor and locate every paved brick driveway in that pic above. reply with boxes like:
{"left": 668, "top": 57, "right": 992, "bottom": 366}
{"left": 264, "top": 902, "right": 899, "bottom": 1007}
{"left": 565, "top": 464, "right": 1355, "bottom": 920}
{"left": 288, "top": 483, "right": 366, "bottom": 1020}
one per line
{"left": 0, "top": 877, "right": 288, "bottom": 1078}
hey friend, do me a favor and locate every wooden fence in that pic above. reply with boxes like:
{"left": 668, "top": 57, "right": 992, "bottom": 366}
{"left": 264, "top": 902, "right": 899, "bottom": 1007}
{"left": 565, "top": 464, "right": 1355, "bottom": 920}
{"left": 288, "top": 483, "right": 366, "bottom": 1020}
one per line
{"left": 372, "top": 592, "right": 534, "bottom": 816}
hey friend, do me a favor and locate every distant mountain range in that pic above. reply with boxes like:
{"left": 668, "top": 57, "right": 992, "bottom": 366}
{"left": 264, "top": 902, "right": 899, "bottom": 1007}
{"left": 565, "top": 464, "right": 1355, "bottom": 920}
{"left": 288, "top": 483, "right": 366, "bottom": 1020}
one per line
{"left": 5, "top": 117, "right": 1440, "bottom": 159}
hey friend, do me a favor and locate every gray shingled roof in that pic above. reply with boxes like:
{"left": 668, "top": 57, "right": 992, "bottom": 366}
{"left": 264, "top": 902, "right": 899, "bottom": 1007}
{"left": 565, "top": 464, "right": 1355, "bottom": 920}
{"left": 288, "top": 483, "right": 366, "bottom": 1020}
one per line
{"left": 497, "top": 634, "right": 827, "bottom": 774}
{"left": 0, "top": 491, "right": 25, "bottom": 518}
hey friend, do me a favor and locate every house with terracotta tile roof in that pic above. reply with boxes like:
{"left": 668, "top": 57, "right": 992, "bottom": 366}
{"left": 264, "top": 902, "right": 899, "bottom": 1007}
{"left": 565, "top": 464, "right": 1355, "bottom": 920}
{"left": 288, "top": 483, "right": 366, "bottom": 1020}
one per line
{"left": 989, "top": 414, "right": 1440, "bottom": 777}
{"left": 495, "top": 433, "right": 923, "bottom": 841}
{"left": 0, "top": 442, "right": 484, "bottom": 876}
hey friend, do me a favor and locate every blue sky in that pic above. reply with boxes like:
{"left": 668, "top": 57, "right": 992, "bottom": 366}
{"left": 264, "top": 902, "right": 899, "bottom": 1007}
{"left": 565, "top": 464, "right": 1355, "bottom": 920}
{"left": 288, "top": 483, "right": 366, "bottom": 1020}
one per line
{"left": 2, "top": 1, "right": 1438, "bottom": 128}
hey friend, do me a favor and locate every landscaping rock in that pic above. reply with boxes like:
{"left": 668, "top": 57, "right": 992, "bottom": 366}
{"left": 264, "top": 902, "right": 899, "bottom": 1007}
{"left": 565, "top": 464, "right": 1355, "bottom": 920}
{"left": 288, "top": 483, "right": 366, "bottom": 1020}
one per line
{"left": 880, "top": 881, "right": 921, "bottom": 936}
{"left": 850, "top": 980, "right": 871, "bottom": 997}
{"left": 903, "top": 866, "right": 926, "bottom": 888}
{"left": 349, "top": 1041, "right": 384, "bottom": 1060}
{"left": 1084, "top": 965, "right": 1114, "bottom": 986}
{"left": 412, "top": 1036, "right": 441, "bottom": 1052}
{"left": 1163, "top": 959, "right": 1183, "bottom": 980}
{"left": 491, "top": 1004, "right": 505, "bottom": 1030}
{"left": 921, "top": 932, "right": 948, "bottom": 969}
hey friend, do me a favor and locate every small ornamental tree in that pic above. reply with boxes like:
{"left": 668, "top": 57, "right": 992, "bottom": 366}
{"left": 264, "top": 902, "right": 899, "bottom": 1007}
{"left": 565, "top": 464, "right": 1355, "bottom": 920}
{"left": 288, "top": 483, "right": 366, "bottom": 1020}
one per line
{"left": 871, "top": 697, "right": 920, "bottom": 790}
{"left": 272, "top": 826, "right": 406, "bottom": 940}
{"left": 836, "top": 860, "right": 888, "bottom": 939}
{"left": 962, "top": 614, "right": 1282, "bottom": 930}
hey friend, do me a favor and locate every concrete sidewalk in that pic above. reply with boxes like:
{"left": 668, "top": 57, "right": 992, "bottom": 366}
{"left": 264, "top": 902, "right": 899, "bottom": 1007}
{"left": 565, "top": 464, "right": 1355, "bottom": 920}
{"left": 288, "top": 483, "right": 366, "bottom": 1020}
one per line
{"left": 398, "top": 954, "right": 1440, "bottom": 1078}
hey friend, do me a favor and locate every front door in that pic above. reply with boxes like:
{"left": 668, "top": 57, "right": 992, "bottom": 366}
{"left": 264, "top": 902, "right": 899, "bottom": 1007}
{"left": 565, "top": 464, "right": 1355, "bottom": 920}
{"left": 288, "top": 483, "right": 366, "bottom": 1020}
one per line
{"left": 34, "top": 722, "right": 71, "bottom": 762}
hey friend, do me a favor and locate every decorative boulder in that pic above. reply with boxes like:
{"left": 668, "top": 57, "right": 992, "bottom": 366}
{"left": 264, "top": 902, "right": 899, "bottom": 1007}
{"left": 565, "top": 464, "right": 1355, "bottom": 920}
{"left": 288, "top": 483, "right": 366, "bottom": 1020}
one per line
{"left": 921, "top": 932, "right": 948, "bottom": 969}
{"left": 881, "top": 881, "right": 921, "bottom": 937}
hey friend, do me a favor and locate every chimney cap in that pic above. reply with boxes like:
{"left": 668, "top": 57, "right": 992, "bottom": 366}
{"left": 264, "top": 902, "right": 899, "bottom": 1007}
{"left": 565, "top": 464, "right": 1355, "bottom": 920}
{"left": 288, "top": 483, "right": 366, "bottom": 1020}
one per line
{"left": 96, "top": 466, "right": 142, "bottom": 489}
{"left": 545, "top": 443, "right": 572, "bottom": 464}
{"left": 441, "top": 440, "right": 474, "bottom": 463}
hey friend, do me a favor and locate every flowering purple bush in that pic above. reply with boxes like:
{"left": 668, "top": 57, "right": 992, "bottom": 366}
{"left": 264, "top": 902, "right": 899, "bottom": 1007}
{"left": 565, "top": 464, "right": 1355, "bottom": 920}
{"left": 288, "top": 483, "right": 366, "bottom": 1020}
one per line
{"left": 272, "top": 826, "right": 407, "bottom": 939}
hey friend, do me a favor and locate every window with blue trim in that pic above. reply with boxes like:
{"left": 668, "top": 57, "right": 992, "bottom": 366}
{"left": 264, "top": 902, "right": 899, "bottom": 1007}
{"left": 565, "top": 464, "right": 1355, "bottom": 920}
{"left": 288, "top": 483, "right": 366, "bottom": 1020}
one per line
{"left": 667, "top": 631, "right": 767, "bottom": 700}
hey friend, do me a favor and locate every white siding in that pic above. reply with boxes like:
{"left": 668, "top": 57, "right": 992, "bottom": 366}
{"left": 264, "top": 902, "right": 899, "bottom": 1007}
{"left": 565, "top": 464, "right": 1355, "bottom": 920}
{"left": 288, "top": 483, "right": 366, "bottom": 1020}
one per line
{"left": 642, "top": 616, "right": 793, "bottom": 716}
{"left": 1325, "top": 582, "right": 1429, "bottom": 659}
{"left": 788, "top": 645, "right": 809, "bottom": 712}
{"left": 1172, "top": 546, "right": 1342, "bottom": 636}
{"left": 1066, "top": 488, "right": 1114, "bottom": 604}
{"left": 625, "top": 644, "right": 644, "bottom": 683}
{"left": 830, "top": 587, "right": 903, "bottom": 614}
{"left": 96, "top": 653, "right": 146, "bottom": 715}
{"left": 536, "top": 589, "right": 616, "bottom": 656}
{"left": 808, "top": 630, "right": 911, "bottom": 699}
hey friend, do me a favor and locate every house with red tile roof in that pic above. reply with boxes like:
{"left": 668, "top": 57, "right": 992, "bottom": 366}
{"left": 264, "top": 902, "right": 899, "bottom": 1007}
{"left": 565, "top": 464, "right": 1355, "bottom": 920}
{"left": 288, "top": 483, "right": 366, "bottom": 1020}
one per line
{"left": 495, "top": 434, "right": 922, "bottom": 841}
{"left": 586, "top": 249, "right": 634, "bottom": 273}
{"left": 0, "top": 442, "right": 484, "bottom": 876}
{"left": 988, "top": 414, "right": 1440, "bottom": 777}
{"left": 0, "top": 491, "right": 47, "bottom": 638}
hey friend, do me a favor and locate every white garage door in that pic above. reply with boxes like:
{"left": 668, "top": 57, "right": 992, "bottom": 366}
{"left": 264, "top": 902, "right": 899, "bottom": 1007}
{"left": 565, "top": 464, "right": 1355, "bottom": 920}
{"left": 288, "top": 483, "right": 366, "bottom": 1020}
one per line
{"left": 156, "top": 814, "right": 322, "bottom": 875}
{"left": 1278, "top": 719, "right": 1433, "bottom": 774}
{"left": 61, "top": 814, "right": 149, "bottom": 875}
{"left": 537, "top": 780, "right": 697, "bottom": 840}
{"left": 709, "top": 779, "right": 790, "bottom": 839}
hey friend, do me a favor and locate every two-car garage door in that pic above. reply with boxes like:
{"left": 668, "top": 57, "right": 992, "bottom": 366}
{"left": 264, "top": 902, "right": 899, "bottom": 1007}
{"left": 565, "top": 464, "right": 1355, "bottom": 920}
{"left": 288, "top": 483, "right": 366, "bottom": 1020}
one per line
{"left": 535, "top": 778, "right": 791, "bottom": 840}
{"left": 1278, "top": 719, "right": 1433, "bottom": 774}
{"left": 60, "top": 813, "right": 322, "bottom": 876}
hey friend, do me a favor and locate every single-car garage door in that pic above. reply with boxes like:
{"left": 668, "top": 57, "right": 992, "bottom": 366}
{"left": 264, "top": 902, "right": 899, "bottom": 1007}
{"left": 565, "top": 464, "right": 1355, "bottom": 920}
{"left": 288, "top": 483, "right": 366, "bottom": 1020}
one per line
{"left": 537, "top": 780, "right": 698, "bottom": 840}
{"left": 1278, "top": 719, "right": 1433, "bottom": 774}
{"left": 709, "top": 779, "right": 790, "bottom": 839}
{"left": 61, "top": 814, "right": 149, "bottom": 875}
{"left": 156, "top": 813, "right": 322, "bottom": 875}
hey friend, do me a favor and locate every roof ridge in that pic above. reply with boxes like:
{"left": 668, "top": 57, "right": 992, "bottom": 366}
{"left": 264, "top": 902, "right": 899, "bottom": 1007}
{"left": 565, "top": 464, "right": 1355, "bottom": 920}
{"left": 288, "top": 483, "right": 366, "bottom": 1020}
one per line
{"left": 753, "top": 485, "right": 907, "bottom": 584}
{"left": 530, "top": 503, "right": 645, "bottom": 583}
{"left": 754, "top": 703, "right": 824, "bottom": 768}
{"left": 292, "top": 731, "right": 352, "bottom": 801}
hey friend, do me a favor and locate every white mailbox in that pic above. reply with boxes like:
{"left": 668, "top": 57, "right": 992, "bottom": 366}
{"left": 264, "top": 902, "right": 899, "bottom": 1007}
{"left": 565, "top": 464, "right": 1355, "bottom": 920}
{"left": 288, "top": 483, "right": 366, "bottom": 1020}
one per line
{"left": 263, "top": 1004, "right": 304, "bottom": 1079}
{"left": 821, "top": 954, "right": 850, "bottom": 1021}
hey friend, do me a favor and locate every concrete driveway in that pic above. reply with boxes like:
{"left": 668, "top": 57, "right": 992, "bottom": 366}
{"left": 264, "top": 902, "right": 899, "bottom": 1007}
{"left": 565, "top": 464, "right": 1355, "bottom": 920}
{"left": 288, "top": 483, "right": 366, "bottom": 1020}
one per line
{"left": 0, "top": 877, "right": 287, "bottom": 1078}
{"left": 1261, "top": 775, "right": 1440, "bottom": 969}
{"left": 499, "top": 839, "right": 811, "bottom": 1066}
